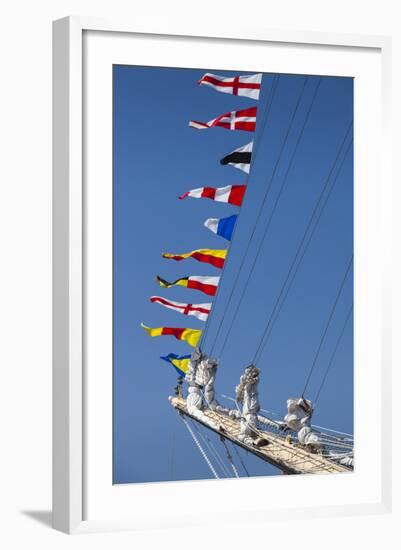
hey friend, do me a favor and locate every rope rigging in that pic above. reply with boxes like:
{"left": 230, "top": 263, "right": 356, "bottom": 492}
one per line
{"left": 179, "top": 414, "right": 220, "bottom": 479}
{"left": 251, "top": 136, "right": 353, "bottom": 366}
{"left": 200, "top": 74, "right": 280, "bottom": 347}
{"left": 182, "top": 387, "right": 249, "bottom": 479}
{"left": 222, "top": 395, "right": 354, "bottom": 438}
{"left": 168, "top": 74, "right": 353, "bottom": 478}
{"left": 301, "top": 254, "right": 353, "bottom": 396}
{"left": 119, "top": 64, "right": 359, "bottom": 483}
{"left": 220, "top": 437, "right": 240, "bottom": 478}
{"left": 207, "top": 76, "right": 311, "bottom": 354}
{"left": 170, "top": 426, "right": 175, "bottom": 481}
{"left": 251, "top": 74, "right": 280, "bottom": 160}
{"left": 213, "top": 78, "right": 323, "bottom": 358}
{"left": 230, "top": 440, "right": 250, "bottom": 477}
{"left": 190, "top": 417, "right": 233, "bottom": 477}
{"left": 314, "top": 304, "right": 353, "bottom": 404}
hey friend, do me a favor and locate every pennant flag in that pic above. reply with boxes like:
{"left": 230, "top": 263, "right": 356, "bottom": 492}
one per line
{"left": 160, "top": 353, "right": 191, "bottom": 376}
{"left": 162, "top": 248, "right": 227, "bottom": 269}
{"left": 198, "top": 73, "right": 262, "bottom": 100}
{"left": 204, "top": 214, "right": 237, "bottom": 241}
{"left": 179, "top": 184, "right": 246, "bottom": 207}
{"left": 141, "top": 323, "right": 202, "bottom": 347}
{"left": 150, "top": 296, "right": 211, "bottom": 322}
{"left": 157, "top": 275, "right": 220, "bottom": 296}
{"left": 189, "top": 107, "right": 257, "bottom": 132}
{"left": 220, "top": 141, "right": 253, "bottom": 173}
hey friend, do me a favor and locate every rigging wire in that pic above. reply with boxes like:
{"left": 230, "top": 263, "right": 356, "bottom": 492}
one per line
{"left": 179, "top": 414, "right": 220, "bottom": 479}
{"left": 311, "top": 424, "right": 354, "bottom": 441}
{"left": 207, "top": 76, "right": 308, "bottom": 352}
{"left": 252, "top": 137, "right": 353, "bottom": 365}
{"left": 191, "top": 420, "right": 230, "bottom": 477}
{"left": 221, "top": 394, "right": 353, "bottom": 438}
{"left": 200, "top": 74, "right": 280, "bottom": 348}
{"left": 220, "top": 438, "right": 240, "bottom": 478}
{"left": 314, "top": 304, "right": 353, "bottom": 404}
{"left": 190, "top": 418, "right": 232, "bottom": 477}
{"left": 187, "top": 388, "right": 244, "bottom": 478}
{"left": 196, "top": 388, "right": 250, "bottom": 477}
{"left": 170, "top": 426, "right": 175, "bottom": 481}
{"left": 207, "top": 76, "right": 310, "bottom": 354}
{"left": 213, "top": 78, "right": 323, "bottom": 357}
{"left": 251, "top": 74, "right": 280, "bottom": 161}
{"left": 230, "top": 441, "right": 250, "bottom": 477}
{"left": 249, "top": 123, "right": 353, "bottom": 364}
{"left": 301, "top": 254, "right": 353, "bottom": 397}
{"left": 177, "top": 77, "right": 353, "bottom": 475}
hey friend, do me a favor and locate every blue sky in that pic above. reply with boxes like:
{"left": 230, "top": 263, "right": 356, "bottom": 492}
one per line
{"left": 113, "top": 65, "right": 353, "bottom": 484}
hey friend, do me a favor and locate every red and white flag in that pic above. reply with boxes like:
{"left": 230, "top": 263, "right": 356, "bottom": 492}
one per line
{"left": 189, "top": 107, "right": 257, "bottom": 132}
{"left": 150, "top": 296, "right": 212, "bottom": 322}
{"left": 198, "top": 73, "right": 262, "bottom": 100}
{"left": 179, "top": 185, "right": 246, "bottom": 207}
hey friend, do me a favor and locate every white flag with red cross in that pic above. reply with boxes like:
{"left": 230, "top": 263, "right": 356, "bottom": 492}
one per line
{"left": 189, "top": 106, "right": 257, "bottom": 132}
{"left": 150, "top": 296, "right": 212, "bottom": 322}
{"left": 198, "top": 72, "right": 262, "bottom": 100}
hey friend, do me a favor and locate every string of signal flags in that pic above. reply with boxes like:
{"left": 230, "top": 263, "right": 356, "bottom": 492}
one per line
{"left": 141, "top": 71, "right": 263, "bottom": 375}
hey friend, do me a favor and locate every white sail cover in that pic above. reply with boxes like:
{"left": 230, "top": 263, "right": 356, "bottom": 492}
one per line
{"left": 284, "top": 397, "right": 313, "bottom": 431}
{"left": 285, "top": 397, "right": 323, "bottom": 451}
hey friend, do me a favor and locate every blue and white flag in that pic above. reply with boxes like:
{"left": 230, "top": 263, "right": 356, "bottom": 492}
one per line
{"left": 204, "top": 214, "right": 237, "bottom": 241}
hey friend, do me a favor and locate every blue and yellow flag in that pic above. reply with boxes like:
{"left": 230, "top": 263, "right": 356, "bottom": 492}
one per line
{"left": 160, "top": 353, "right": 191, "bottom": 376}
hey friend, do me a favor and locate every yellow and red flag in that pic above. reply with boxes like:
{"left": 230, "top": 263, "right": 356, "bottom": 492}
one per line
{"left": 156, "top": 275, "right": 219, "bottom": 296}
{"left": 162, "top": 248, "right": 227, "bottom": 269}
{"left": 140, "top": 323, "right": 202, "bottom": 348}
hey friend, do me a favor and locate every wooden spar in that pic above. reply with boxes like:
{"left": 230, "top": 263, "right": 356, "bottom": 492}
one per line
{"left": 170, "top": 396, "right": 351, "bottom": 476}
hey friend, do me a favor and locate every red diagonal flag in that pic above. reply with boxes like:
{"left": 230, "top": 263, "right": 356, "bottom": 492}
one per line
{"left": 198, "top": 73, "right": 262, "bottom": 100}
{"left": 189, "top": 107, "right": 257, "bottom": 132}
{"left": 179, "top": 185, "right": 246, "bottom": 206}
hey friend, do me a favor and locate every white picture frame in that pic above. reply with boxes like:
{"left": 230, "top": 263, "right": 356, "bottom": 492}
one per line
{"left": 52, "top": 16, "right": 392, "bottom": 534}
